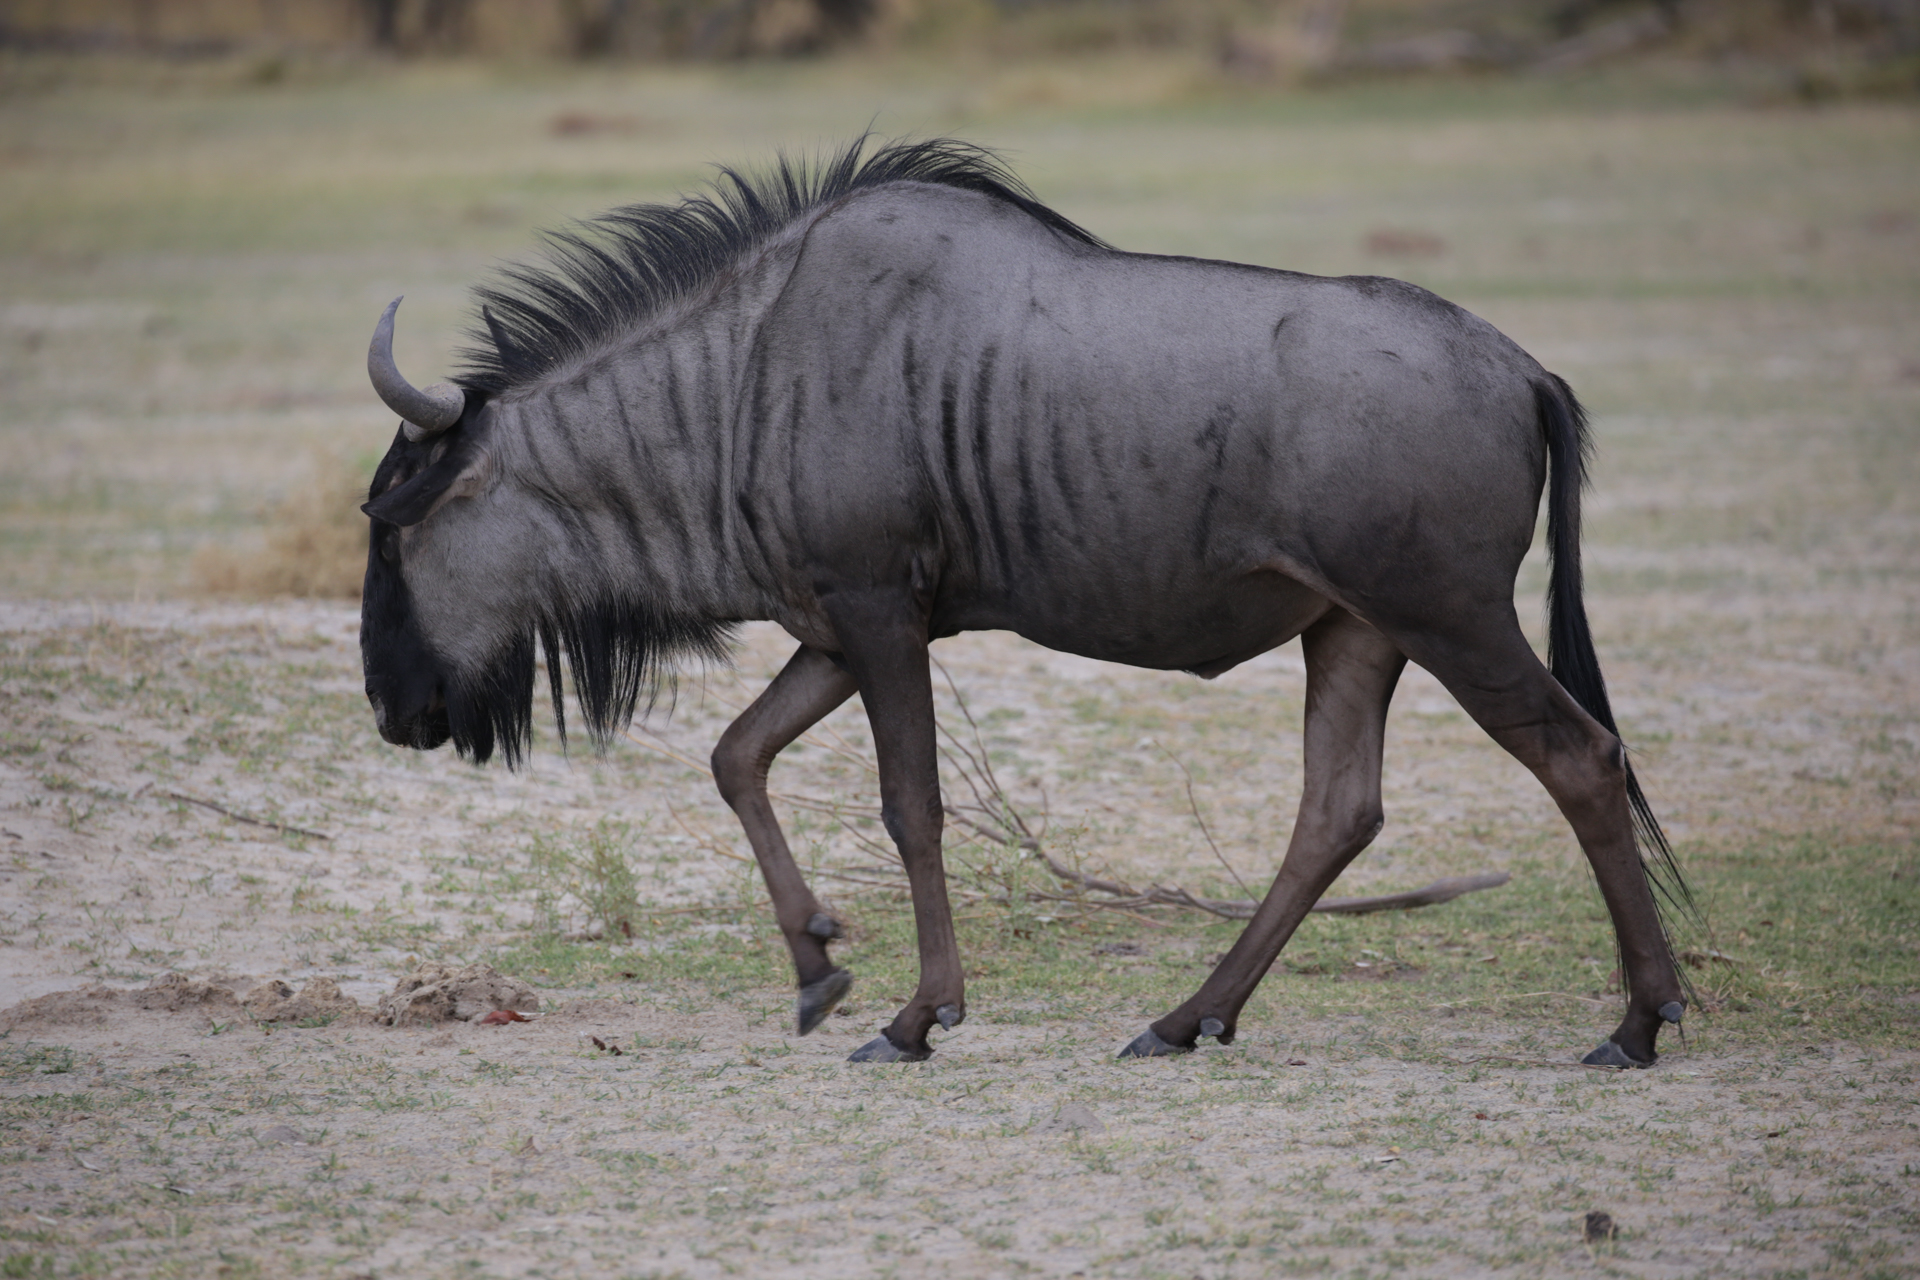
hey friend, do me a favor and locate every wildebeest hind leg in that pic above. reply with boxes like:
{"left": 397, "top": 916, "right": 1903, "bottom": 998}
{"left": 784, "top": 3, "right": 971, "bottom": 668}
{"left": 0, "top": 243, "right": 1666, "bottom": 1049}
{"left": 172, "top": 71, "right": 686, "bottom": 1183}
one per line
{"left": 1409, "top": 623, "right": 1684, "bottom": 1066}
{"left": 1122, "top": 609, "right": 1405, "bottom": 1057}
{"left": 711, "top": 645, "right": 860, "bottom": 1036}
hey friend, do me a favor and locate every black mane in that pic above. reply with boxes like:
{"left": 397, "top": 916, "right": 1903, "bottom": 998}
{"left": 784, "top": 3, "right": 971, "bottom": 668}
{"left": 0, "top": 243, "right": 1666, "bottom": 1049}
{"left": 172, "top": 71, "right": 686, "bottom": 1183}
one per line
{"left": 455, "top": 136, "right": 1107, "bottom": 396}
{"left": 446, "top": 598, "right": 735, "bottom": 768}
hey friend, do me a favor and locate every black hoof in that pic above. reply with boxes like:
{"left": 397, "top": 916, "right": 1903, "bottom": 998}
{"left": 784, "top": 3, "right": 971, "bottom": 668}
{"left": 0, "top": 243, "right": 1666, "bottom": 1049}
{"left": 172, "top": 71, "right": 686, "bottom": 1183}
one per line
{"left": 848, "top": 1033, "right": 931, "bottom": 1063}
{"left": 1199, "top": 1016, "right": 1229, "bottom": 1042}
{"left": 935, "top": 1003, "right": 963, "bottom": 1030}
{"left": 806, "top": 912, "right": 842, "bottom": 940}
{"left": 796, "top": 969, "right": 854, "bottom": 1036}
{"left": 1658, "top": 1001, "right": 1684, "bottom": 1025}
{"left": 1118, "top": 1028, "right": 1191, "bottom": 1058}
{"left": 1581, "top": 1038, "right": 1655, "bottom": 1069}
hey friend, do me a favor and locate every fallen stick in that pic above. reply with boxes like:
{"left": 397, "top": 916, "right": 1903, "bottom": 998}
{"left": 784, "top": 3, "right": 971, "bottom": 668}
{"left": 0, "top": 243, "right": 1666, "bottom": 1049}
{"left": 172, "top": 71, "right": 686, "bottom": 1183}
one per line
{"left": 1314, "top": 872, "right": 1512, "bottom": 916}
{"left": 619, "top": 725, "right": 1508, "bottom": 920}
{"left": 1033, "top": 849, "right": 1507, "bottom": 919}
{"left": 162, "top": 791, "right": 332, "bottom": 842}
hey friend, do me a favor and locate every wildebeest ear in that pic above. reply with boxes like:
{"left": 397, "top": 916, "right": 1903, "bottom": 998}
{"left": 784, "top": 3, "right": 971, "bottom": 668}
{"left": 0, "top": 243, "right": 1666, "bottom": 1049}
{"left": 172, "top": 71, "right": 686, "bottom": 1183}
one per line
{"left": 362, "top": 450, "right": 488, "bottom": 528}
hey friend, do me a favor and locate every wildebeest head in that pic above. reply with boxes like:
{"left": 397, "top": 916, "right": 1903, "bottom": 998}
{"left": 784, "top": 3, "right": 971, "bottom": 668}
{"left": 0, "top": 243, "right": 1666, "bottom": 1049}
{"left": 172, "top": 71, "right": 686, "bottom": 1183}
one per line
{"left": 360, "top": 297, "right": 542, "bottom": 765}
{"left": 359, "top": 296, "right": 735, "bottom": 768}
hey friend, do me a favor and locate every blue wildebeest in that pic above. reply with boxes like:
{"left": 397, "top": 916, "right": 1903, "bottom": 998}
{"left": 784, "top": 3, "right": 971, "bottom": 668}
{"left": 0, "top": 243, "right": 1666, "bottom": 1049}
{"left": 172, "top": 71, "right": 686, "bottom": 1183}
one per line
{"left": 360, "top": 138, "right": 1690, "bottom": 1067}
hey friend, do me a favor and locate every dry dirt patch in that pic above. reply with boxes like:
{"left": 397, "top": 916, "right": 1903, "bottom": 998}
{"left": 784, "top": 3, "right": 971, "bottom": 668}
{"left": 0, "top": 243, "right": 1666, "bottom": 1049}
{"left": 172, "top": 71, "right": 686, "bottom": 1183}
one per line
{"left": 0, "top": 591, "right": 1915, "bottom": 1275}
{"left": 3, "top": 980, "right": 1914, "bottom": 1280}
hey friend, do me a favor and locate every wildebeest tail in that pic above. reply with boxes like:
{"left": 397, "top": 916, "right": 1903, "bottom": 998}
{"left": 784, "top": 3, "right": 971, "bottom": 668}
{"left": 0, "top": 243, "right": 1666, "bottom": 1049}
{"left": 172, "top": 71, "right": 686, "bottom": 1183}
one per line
{"left": 1535, "top": 375, "right": 1696, "bottom": 928}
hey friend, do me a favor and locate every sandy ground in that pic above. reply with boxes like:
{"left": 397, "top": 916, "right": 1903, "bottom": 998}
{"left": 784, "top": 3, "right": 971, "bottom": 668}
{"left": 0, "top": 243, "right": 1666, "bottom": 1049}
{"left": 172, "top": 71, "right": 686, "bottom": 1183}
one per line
{"left": 5, "top": 979, "right": 1915, "bottom": 1280}
{"left": 1, "top": 601, "right": 1916, "bottom": 1278}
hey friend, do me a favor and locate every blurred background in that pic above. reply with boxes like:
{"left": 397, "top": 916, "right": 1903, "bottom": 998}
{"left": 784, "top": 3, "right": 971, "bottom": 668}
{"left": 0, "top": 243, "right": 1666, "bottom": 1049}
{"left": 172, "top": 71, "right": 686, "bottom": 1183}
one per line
{"left": 0, "top": 0, "right": 1915, "bottom": 603}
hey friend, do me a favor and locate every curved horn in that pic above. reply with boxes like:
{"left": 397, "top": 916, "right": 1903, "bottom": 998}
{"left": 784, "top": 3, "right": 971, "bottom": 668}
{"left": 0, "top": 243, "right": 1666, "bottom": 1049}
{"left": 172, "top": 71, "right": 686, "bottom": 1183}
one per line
{"left": 368, "top": 297, "right": 464, "bottom": 441}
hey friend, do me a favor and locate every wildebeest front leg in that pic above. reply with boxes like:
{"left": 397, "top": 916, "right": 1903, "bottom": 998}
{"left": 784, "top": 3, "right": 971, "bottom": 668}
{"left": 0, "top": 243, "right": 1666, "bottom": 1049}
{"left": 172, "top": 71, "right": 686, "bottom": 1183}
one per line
{"left": 1122, "top": 610, "right": 1405, "bottom": 1057}
{"left": 822, "top": 589, "right": 960, "bottom": 1063}
{"left": 711, "top": 645, "right": 859, "bottom": 1035}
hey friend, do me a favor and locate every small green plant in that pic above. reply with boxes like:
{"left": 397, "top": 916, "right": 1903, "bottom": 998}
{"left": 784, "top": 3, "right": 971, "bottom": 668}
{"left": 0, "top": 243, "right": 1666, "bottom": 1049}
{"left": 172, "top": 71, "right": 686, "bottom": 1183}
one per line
{"left": 528, "top": 820, "right": 645, "bottom": 939}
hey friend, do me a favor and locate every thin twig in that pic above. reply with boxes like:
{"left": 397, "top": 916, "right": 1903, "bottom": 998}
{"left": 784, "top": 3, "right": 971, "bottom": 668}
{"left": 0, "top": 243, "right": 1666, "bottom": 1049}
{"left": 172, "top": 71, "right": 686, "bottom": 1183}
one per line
{"left": 800, "top": 731, "right": 884, "bottom": 778}
{"left": 161, "top": 791, "right": 332, "bottom": 842}
{"left": 811, "top": 868, "right": 916, "bottom": 891}
{"left": 803, "top": 711, "right": 884, "bottom": 778}
{"left": 624, "top": 726, "right": 888, "bottom": 822}
{"left": 932, "top": 657, "right": 1034, "bottom": 842}
{"left": 1028, "top": 850, "right": 1508, "bottom": 921}
{"left": 1313, "top": 872, "right": 1511, "bottom": 915}
{"left": 665, "top": 805, "right": 751, "bottom": 864}
{"left": 948, "top": 810, "right": 1038, "bottom": 851}
{"left": 623, "top": 727, "right": 714, "bottom": 776}
{"left": 828, "top": 812, "right": 906, "bottom": 866}
{"left": 938, "top": 739, "right": 1003, "bottom": 829}
{"left": 1152, "top": 740, "right": 1253, "bottom": 899}
{"left": 685, "top": 686, "right": 881, "bottom": 777}
{"left": 773, "top": 792, "right": 881, "bottom": 819}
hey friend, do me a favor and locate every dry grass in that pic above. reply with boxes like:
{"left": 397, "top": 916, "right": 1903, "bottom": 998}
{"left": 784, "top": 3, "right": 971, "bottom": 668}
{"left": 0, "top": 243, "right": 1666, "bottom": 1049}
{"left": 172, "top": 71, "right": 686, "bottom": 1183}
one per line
{"left": 189, "top": 452, "right": 369, "bottom": 600}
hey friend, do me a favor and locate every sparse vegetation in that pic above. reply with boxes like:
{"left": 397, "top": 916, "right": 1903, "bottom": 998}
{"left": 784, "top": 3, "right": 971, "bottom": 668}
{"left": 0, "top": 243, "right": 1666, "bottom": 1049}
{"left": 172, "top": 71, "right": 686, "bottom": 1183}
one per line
{"left": 527, "top": 819, "right": 648, "bottom": 939}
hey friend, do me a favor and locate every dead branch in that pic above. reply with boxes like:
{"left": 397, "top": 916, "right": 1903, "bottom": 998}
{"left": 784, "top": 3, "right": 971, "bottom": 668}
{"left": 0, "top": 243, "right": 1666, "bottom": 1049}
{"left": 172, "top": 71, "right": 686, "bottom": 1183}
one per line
{"left": 1314, "top": 871, "right": 1511, "bottom": 915}
{"left": 948, "top": 810, "right": 1037, "bottom": 851}
{"left": 686, "top": 685, "right": 880, "bottom": 777}
{"left": 811, "top": 867, "right": 916, "bottom": 891}
{"left": 665, "top": 804, "right": 751, "bottom": 864}
{"left": 161, "top": 791, "right": 332, "bottom": 842}
{"left": 622, "top": 692, "right": 1507, "bottom": 924}
{"left": 932, "top": 657, "right": 1036, "bottom": 843}
{"left": 1029, "top": 846, "right": 1508, "bottom": 920}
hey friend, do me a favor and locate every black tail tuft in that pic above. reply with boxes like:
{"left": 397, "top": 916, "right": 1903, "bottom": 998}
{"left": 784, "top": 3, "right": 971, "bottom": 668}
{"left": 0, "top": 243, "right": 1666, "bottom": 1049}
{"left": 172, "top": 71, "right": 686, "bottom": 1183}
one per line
{"left": 1535, "top": 376, "right": 1697, "bottom": 932}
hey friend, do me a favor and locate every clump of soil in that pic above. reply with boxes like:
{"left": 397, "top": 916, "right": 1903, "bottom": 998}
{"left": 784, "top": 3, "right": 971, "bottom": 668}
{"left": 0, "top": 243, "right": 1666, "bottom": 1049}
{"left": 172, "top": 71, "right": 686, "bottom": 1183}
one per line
{"left": 0, "top": 985, "right": 128, "bottom": 1029}
{"left": 241, "top": 976, "right": 366, "bottom": 1025}
{"left": 1, "top": 968, "right": 543, "bottom": 1035}
{"left": 136, "top": 973, "right": 243, "bottom": 1014}
{"left": 0, "top": 974, "right": 377, "bottom": 1030}
{"left": 2, "top": 975, "right": 246, "bottom": 1029}
{"left": 374, "top": 962, "right": 540, "bottom": 1027}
